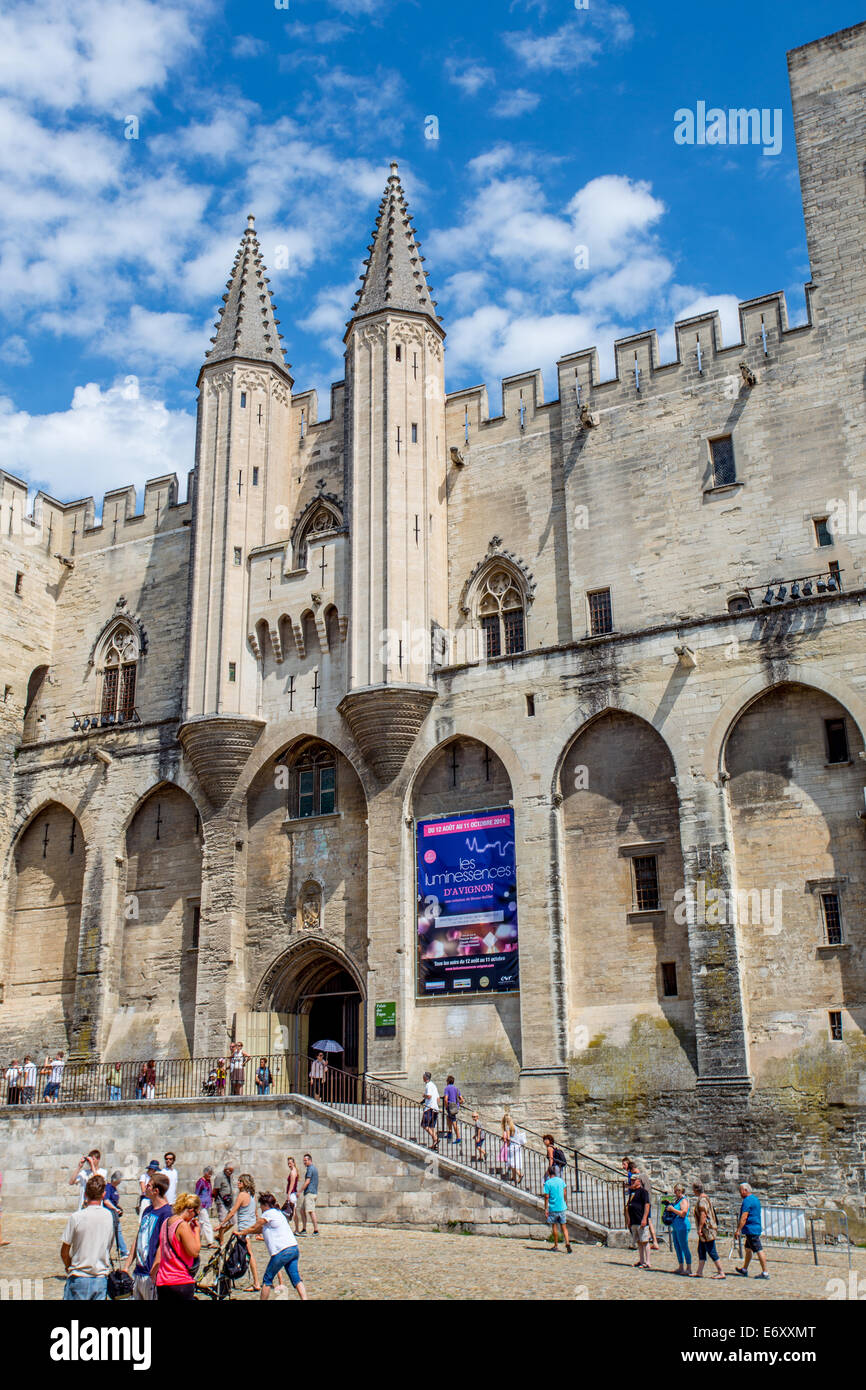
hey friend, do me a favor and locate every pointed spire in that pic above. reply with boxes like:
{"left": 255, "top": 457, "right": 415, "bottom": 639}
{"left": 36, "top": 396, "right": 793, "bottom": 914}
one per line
{"left": 205, "top": 215, "right": 291, "bottom": 374}
{"left": 347, "top": 161, "right": 444, "bottom": 338}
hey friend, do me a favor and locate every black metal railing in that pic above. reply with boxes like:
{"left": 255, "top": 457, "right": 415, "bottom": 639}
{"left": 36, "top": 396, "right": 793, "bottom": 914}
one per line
{"left": 0, "top": 1052, "right": 624, "bottom": 1226}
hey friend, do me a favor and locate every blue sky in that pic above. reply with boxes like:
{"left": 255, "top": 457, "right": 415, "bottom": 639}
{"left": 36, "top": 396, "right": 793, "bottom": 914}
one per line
{"left": 0, "top": 0, "right": 862, "bottom": 505}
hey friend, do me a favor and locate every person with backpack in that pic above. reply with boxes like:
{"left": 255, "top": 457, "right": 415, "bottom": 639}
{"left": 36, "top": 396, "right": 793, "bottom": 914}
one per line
{"left": 217, "top": 1173, "right": 261, "bottom": 1290}
{"left": 255, "top": 1057, "right": 273, "bottom": 1095}
{"left": 692, "top": 1182, "right": 725, "bottom": 1279}
{"left": 666, "top": 1182, "right": 693, "bottom": 1276}
{"left": 151, "top": 1191, "right": 202, "bottom": 1301}
{"left": 543, "top": 1134, "right": 567, "bottom": 1178}
{"left": 234, "top": 1191, "right": 308, "bottom": 1300}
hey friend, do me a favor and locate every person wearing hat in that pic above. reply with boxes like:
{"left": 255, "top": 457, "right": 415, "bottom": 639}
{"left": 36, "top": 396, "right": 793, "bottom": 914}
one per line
{"left": 138, "top": 1161, "right": 163, "bottom": 1217}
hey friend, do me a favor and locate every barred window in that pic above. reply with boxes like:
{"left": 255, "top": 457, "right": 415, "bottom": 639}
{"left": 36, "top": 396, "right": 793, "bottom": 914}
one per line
{"left": 481, "top": 614, "right": 501, "bottom": 659}
{"left": 632, "top": 855, "right": 660, "bottom": 912}
{"left": 710, "top": 436, "right": 736, "bottom": 487}
{"left": 503, "top": 607, "right": 525, "bottom": 655}
{"left": 821, "top": 893, "right": 843, "bottom": 945}
{"left": 99, "top": 624, "right": 139, "bottom": 722}
{"left": 829, "top": 1010, "right": 843, "bottom": 1041}
{"left": 588, "top": 588, "right": 613, "bottom": 636}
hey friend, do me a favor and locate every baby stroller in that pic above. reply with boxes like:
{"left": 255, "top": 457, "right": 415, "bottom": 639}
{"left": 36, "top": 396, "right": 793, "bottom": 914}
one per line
{"left": 195, "top": 1233, "right": 249, "bottom": 1301}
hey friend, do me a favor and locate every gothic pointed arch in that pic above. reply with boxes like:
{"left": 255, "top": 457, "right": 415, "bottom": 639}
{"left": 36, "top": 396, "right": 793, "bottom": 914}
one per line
{"left": 460, "top": 544, "right": 536, "bottom": 659}
{"left": 290, "top": 494, "right": 344, "bottom": 569}
{"left": 89, "top": 601, "right": 146, "bottom": 723}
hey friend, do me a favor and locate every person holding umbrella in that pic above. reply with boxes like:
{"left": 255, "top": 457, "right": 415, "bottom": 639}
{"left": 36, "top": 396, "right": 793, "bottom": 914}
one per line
{"left": 310, "top": 1051, "right": 328, "bottom": 1101}
{"left": 310, "top": 1039, "right": 343, "bottom": 1099}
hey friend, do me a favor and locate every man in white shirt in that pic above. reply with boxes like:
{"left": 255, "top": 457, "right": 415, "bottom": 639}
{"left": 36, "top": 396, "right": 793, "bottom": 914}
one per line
{"left": 21, "top": 1055, "right": 37, "bottom": 1104}
{"left": 61, "top": 1174, "right": 114, "bottom": 1300}
{"left": 420, "top": 1071, "right": 440, "bottom": 1150}
{"left": 138, "top": 1160, "right": 163, "bottom": 1216}
{"left": 69, "top": 1150, "right": 107, "bottom": 1209}
{"left": 238, "top": 1191, "right": 307, "bottom": 1300}
{"left": 162, "top": 1151, "right": 179, "bottom": 1204}
{"left": 43, "top": 1051, "right": 65, "bottom": 1103}
{"left": 4, "top": 1059, "right": 22, "bottom": 1105}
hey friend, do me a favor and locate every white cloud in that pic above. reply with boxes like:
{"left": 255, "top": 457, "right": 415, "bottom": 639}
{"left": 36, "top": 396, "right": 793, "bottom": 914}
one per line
{"left": 568, "top": 175, "right": 666, "bottom": 271}
{"left": 503, "top": 4, "right": 633, "bottom": 73}
{"left": 580, "top": 255, "right": 673, "bottom": 316}
{"left": 0, "top": 0, "right": 203, "bottom": 113}
{"left": 446, "top": 60, "right": 495, "bottom": 96}
{"left": 0, "top": 382, "right": 195, "bottom": 503}
{"left": 233, "top": 34, "right": 267, "bottom": 58}
{"left": 99, "top": 307, "right": 211, "bottom": 371}
{"left": 494, "top": 88, "right": 541, "bottom": 118}
{"left": 298, "top": 281, "right": 358, "bottom": 337}
{"left": 0, "top": 335, "right": 31, "bottom": 365}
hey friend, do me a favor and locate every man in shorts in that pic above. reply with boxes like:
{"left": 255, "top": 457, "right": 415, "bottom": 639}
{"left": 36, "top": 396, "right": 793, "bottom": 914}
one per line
{"left": 543, "top": 1167, "right": 572, "bottom": 1253}
{"left": 420, "top": 1071, "right": 440, "bottom": 1150}
{"left": 239, "top": 1191, "right": 308, "bottom": 1300}
{"left": 734, "top": 1182, "right": 769, "bottom": 1279}
{"left": 298, "top": 1153, "right": 319, "bottom": 1235}
{"left": 627, "top": 1171, "right": 652, "bottom": 1269}
{"left": 125, "top": 1173, "right": 171, "bottom": 1300}
{"left": 21, "top": 1055, "right": 37, "bottom": 1104}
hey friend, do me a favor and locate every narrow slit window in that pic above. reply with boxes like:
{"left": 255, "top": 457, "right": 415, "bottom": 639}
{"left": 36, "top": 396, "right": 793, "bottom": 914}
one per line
{"left": 14, "top": 572, "right": 23, "bottom": 596}
{"left": 228, "top": 662, "right": 237, "bottom": 682}
{"left": 829, "top": 1010, "right": 843, "bottom": 1041}
{"left": 526, "top": 693, "right": 535, "bottom": 717}
{"left": 395, "top": 344, "right": 402, "bottom": 362}
{"left": 411, "top": 423, "right": 418, "bottom": 443}
{"left": 240, "top": 392, "right": 247, "bottom": 408}
{"left": 252, "top": 467, "right": 259, "bottom": 486}
{"left": 233, "top": 547, "right": 242, "bottom": 565}
{"left": 191, "top": 904, "right": 201, "bottom": 951}
{"left": 661, "top": 962, "right": 678, "bottom": 997}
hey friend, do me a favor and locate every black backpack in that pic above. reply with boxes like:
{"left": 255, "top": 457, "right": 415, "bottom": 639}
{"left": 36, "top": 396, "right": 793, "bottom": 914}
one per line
{"left": 108, "top": 1269, "right": 134, "bottom": 1300}
{"left": 223, "top": 1234, "right": 249, "bottom": 1281}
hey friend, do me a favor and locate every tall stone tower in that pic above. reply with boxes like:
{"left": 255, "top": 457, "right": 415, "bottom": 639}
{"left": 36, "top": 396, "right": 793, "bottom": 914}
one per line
{"left": 339, "top": 162, "right": 449, "bottom": 780}
{"left": 181, "top": 216, "right": 294, "bottom": 808}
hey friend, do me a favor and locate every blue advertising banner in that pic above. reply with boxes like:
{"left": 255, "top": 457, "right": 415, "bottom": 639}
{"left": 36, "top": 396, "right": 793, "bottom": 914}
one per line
{"left": 416, "top": 809, "right": 519, "bottom": 997}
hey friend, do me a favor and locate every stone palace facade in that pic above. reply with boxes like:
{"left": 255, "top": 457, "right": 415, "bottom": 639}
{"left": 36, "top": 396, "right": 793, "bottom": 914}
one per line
{"left": 1, "top": 23, "right": 865, "bottom": 1172}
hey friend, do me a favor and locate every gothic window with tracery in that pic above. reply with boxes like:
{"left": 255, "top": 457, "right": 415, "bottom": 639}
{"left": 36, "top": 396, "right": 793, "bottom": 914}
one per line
{"left": 99, "top": 624, "right": 139, "bottom": 721}
{"left": 296, "top": 503, "right": 341, "bottom": 568}
{"left": 477, "top": 568, "right": 526, "bottom": 659}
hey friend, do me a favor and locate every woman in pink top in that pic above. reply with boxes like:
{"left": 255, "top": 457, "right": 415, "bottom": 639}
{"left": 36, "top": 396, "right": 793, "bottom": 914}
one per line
{"left": 151, "top": 1192, "right": 201, "bottom": 1301}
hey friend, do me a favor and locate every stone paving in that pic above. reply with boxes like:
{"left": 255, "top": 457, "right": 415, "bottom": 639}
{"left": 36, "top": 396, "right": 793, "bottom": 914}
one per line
{"left": 0, "top": 1213, "right": 861, "bottom": 1301}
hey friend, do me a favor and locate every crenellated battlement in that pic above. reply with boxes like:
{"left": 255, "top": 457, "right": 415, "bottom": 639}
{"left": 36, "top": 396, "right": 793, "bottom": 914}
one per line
{"left": 0, "top": 467, "right": 193, "bottom": 559}
{"left": 444, "top": 288, "right": 815, "bottom": 440}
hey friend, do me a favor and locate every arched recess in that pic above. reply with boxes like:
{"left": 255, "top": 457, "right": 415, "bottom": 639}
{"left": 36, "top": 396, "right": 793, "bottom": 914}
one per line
{"left": 3, "top": 803, "right": 84, "bottom": 1047}
{"left": 245, "top": 737, "right": 368, "bottom": 1046}
{"left": 108, "top": 784, "right": 202, "bottom": 1058}
{"left": 22, "top": 664, "right": 49, "bottom": 743}
{"left": 724, "top": 682, "right": 866, "bottom": 1080}
{"left": 409, "top": 735, "right": 522, "bottom": 1087}
{"left": 252, "top": 939, "right": 365, "bottom": 1075}
{"left": 559, "top": 710, "right": 696, "bottom": 1090}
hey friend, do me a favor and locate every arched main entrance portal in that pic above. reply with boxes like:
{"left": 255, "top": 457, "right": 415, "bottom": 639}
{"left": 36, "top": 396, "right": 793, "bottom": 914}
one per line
{"left": 251, "top": 944, "right": 366, "bottom": 1082}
